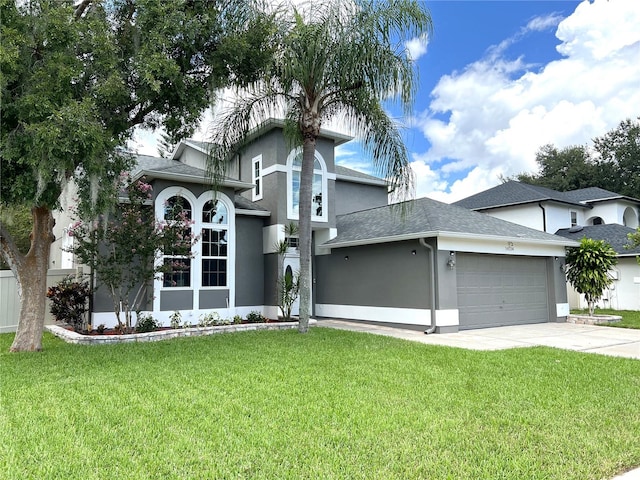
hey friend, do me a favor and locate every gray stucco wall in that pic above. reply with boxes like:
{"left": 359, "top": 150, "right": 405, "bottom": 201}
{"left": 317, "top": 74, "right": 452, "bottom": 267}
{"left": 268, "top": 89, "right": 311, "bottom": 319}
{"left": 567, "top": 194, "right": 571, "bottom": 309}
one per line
{"left": 235, "top": 216, "right": 266, "bottom": 306}
{"left": 315, "top": 240, "right": 433, "bottom": 309}
{"left": 334, "top": 181, "right": 388, "bottom": 216}
{"left": 237, "top": 128, "right": 339, "bottom": 229}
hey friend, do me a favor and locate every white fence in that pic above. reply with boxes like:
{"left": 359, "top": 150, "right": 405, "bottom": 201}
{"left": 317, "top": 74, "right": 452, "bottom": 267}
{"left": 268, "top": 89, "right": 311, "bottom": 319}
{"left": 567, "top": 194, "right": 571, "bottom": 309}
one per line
{"left": 0, "top": 269, "right": 78, "bottom": 333}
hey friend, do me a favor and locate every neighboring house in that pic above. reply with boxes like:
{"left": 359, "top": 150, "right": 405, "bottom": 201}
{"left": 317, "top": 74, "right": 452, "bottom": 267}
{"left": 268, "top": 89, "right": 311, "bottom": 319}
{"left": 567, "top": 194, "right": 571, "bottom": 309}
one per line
{"left": 51, "top": 122, "right": 577, "bottom": 332}
{"left": 556, "top": 225, "right": 640, "bottom": 310}
{"left": 455, "top": 181, "right": 640, "bottom": 311}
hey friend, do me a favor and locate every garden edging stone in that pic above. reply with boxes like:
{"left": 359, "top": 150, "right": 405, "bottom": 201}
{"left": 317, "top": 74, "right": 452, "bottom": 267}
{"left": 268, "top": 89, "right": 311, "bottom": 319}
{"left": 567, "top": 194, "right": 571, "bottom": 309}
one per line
{"left": 46, "top": 320, "right": 316, "bottom": 345}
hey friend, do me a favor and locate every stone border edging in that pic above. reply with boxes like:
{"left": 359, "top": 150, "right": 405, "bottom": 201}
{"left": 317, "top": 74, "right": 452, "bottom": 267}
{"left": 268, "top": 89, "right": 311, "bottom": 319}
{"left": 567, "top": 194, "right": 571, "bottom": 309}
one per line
{"left": 567, "top": 314, "right": 622, "bottom": 325}
{"left": 46, "top": 320, "right": 316, "bottom": 345}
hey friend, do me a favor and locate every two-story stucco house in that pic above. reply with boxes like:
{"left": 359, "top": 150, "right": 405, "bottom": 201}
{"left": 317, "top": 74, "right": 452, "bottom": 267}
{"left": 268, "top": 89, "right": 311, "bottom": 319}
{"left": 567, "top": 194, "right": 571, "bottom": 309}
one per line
{"left": 52, "top": 122, "right": 577, "bottom": 332}
{"left": 455, "top": 181, "right": 640, "bottom": 310}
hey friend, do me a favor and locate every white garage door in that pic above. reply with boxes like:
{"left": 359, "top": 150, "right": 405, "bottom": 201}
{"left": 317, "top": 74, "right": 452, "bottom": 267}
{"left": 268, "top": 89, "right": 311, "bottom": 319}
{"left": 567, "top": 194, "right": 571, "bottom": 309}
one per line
{"left": 457, "top": 253, "right": 550, "bottom": 330}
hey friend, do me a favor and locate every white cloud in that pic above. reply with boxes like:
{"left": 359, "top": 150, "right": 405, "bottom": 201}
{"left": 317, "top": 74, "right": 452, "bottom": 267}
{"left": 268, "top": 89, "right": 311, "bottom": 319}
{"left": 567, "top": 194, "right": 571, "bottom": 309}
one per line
{"left": 525, "top": 13, "right": 563, "bottom": 33}
{"left": 405, "top": 34, "right": 429, "bottom": 61}
{"left": 412, "top": 0, "right": 640, "bottom": 204}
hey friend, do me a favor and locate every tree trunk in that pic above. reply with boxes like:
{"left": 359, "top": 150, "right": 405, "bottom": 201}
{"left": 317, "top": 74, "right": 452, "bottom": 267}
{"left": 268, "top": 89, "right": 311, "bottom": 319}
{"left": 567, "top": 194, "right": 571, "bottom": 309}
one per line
{"left": 9, "top": 207, "right": 55, "bottom": 352}
{"left": 297, "top": 136, "right": 317, "bottom": 333}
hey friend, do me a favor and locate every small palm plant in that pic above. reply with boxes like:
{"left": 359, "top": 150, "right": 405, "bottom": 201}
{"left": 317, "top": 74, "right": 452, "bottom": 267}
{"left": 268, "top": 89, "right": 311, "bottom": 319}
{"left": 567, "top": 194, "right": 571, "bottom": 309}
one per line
{"left": 565, "top": 238, "right": 618, "bottom": 316}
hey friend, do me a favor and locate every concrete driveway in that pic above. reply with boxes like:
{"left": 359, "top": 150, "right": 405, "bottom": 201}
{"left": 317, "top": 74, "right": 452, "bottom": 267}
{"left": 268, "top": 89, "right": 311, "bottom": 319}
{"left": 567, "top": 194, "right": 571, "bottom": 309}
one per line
{"left": 317, "top": 319, "right": 640, "bottom": 360}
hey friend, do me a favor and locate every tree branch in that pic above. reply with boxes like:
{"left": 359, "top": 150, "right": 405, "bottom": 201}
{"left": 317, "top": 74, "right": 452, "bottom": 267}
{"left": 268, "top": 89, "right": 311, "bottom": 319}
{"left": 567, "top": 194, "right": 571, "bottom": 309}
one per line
{"left": 74, "top": 0, "right": 93, "bottom": 19}
{"left": 0, "top": 219, "right": 25, "bottom": 275}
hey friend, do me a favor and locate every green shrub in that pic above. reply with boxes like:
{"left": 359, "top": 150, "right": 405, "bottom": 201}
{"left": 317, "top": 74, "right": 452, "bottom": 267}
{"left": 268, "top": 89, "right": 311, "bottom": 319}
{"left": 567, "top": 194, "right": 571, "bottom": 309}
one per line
{"left": 135, "top": 313, "right": 160, "bottom": 333}
{"left": 246, "top": 311, "right": 267, "bottom": 323}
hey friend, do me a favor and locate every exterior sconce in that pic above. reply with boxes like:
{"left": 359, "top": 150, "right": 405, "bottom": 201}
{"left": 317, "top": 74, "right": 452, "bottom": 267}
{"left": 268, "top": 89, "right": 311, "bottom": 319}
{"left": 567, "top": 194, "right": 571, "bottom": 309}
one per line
{"left": 411, "top": 250, "right": 417, "bottom": 255}
{"left": 447, "top": 251, "right": 456, "bottom": 270}
{"left": 344, "top": 255, "right": 349, "bottom": 261}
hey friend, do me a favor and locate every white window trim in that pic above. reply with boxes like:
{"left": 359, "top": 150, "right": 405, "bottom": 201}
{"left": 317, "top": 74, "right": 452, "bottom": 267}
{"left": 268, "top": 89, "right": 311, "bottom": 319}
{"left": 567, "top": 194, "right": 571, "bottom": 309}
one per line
{"left": 153, "top": 187, "right": 235, "bottom": 312}
{"left": 286, "top": 147, "right": 328, "bottom": 223}
{"left": 252, "top": 154, "right": 263, "bottom": 201}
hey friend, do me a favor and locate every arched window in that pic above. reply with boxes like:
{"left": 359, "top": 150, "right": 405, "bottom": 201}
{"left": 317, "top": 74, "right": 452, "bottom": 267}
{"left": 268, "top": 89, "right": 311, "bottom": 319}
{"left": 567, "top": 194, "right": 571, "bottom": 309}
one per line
{"left": 287, "top": 149, "right": 327, "bottom": 222}
{"left": 162, "top": 194, "right": 193, "bottom": 288}
{"left": 200, "top": 199, "right": 229, "bottom": 287}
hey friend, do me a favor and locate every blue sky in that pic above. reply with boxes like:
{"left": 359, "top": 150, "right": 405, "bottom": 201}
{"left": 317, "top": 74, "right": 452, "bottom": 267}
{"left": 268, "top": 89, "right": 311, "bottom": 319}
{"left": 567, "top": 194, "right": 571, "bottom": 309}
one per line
{"left": 133, "top": 0, "right": 640, "bottom": 203}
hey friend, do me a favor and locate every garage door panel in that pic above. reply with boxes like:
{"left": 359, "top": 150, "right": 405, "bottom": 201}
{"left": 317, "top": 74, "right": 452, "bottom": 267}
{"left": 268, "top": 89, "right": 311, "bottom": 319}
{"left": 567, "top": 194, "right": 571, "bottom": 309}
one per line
{"left": 457, "top": 254, "right": 549, "bottom": 329}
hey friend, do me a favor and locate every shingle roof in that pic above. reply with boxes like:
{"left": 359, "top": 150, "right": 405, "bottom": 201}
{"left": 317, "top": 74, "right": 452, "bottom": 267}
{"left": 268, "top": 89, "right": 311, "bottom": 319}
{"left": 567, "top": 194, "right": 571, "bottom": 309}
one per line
{"left": 561, "top": 187, "right": 640, "bottom": 204}
{"left": 555, "top": 224, "right": 640, "bottom": 256}
{"left": 454, "top": 181, "right": 640, "bottom": 211}
{"left": 335, "top": 165, "right": 385, "bottom": 182}
{"left": 132, "top": 155, "right": 253, "bottom": 190}
{"left": 325, "top": 196, "right": 575, "bottom": 247}
{"left": 134, "top": 155, "right": 208, "bottom": 178}
{"left": 453, "top": 181, "right": 585, "bottom": 210}
{"left": 233, "top": 195, "right": 269, "bottom": 212}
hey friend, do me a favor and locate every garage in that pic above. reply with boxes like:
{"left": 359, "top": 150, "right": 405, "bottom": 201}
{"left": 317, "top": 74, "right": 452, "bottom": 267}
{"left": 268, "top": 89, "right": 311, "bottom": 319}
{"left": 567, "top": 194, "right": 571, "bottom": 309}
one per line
{"left": 456, "top": 253, "right": 550, "bottom": 330}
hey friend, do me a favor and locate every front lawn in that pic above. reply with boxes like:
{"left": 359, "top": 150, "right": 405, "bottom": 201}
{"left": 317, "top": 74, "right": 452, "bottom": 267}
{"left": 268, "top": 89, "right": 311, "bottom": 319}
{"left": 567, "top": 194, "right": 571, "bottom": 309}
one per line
{"left": 1, "top": 329, "right": 639, "bottom": 479}
{"left": 572, "top": 308, "right": 640, "bottom": 329}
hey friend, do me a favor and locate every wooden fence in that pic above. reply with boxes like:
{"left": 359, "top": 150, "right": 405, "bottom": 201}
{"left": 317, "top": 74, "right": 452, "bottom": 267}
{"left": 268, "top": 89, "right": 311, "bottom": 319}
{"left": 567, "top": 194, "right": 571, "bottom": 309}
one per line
{"left": 0, "top": 269, "right": 78, "bottom": 333}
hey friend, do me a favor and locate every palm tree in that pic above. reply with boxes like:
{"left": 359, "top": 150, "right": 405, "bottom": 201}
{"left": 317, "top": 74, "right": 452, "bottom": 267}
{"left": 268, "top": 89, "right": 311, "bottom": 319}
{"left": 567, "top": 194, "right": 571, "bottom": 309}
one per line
{"left": 209, "top": 0, "right": 432, "bottom": 332}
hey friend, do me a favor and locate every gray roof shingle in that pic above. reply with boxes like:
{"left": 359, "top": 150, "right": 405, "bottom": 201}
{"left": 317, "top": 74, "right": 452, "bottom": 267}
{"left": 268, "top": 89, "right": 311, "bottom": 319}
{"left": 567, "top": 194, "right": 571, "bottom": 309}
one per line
{"left": 325, "top": 196, "right": 574, "bottom": 247}
{"left": 555, "top": 224, "right": 640, "bottom": 256}
{"left": 453, "top": 181, "right": 585, "bottom": 210}
{"left": 335, "top": 165, "right": 386, "bottom": 184}
{"left": 454, "top": 181, "right": 640, "bottom": 211}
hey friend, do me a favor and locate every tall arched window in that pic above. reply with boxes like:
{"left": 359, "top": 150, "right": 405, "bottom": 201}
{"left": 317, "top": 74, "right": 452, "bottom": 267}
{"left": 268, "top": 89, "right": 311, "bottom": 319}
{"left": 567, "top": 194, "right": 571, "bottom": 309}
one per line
{"left": 200, "top": 199, "right": 228, "bottom": 287}
{"left": 162, "top": 194, "right": 193, "bottom": 288}
{"left": 287, "top": 149, "right": 327, "bottom": 222}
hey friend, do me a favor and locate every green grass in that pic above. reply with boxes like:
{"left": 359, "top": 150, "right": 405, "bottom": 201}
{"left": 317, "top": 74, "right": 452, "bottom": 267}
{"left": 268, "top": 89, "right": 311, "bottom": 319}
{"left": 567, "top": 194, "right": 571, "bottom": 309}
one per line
{"left": 572, "top": 308, "right": 640, "bottom": 329}
{"left": 1, "top": 329, "right": 639, "bottom": 479}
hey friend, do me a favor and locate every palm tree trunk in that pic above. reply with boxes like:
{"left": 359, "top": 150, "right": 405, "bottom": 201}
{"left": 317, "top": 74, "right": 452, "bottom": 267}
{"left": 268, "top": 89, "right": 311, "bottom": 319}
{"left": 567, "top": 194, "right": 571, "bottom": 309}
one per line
{"left": 9, "top": 207, "right": 55, "bottom": 352}
{"left": 297, "top": 136, "right": 317, "bottom": 333}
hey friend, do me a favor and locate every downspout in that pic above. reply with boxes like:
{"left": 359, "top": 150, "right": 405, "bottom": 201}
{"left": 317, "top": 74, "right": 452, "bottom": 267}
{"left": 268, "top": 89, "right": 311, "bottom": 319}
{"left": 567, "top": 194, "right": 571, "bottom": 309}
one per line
{"left": 538, "top": 202, "right": 547, "bottom": 232}
{"left": 419, "top": 238, "right": 437, "bottom": 334}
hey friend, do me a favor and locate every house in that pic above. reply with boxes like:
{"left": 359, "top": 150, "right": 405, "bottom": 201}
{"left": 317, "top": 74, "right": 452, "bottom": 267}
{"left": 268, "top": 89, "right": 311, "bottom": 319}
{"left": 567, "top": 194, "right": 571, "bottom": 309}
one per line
{"left": 51, "top": 122, "right": 577, "bottom": 332}
{"left": 455, "top": 181, "right": 640, "bottom": 311}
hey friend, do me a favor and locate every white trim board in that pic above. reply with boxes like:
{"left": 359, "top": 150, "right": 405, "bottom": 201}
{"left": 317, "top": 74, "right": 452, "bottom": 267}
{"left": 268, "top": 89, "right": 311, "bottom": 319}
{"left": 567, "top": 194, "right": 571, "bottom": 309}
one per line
{"left": 316, "top": 304, "right": 459, "bottom": 327}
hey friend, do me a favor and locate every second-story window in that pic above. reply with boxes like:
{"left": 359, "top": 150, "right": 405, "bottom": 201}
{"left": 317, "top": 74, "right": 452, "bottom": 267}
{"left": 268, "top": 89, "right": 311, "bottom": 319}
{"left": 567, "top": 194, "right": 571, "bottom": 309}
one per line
{"left": 287, "top": 150, "right": 327, "bottom": 222}
{"left": 570, "top": 211, "right": 577, "bottom": 227}
{"left": 252, "top": 155, "right": 262, "bottom": 201}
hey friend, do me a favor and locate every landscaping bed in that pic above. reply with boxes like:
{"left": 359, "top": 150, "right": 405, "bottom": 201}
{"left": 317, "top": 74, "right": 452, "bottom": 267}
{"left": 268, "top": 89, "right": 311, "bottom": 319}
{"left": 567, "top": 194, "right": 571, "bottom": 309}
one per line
{"left": 46, "top": 320, "right": 311, "bottom": 345}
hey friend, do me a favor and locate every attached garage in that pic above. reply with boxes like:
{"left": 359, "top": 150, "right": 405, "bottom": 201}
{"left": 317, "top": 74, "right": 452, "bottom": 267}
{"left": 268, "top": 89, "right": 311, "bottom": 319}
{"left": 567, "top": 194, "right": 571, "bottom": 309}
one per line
{"left": 318, "top": 197, "right": 576, "bottom": 333}
{"left": 456, "top": 253, "right": 549, "bottom": 329}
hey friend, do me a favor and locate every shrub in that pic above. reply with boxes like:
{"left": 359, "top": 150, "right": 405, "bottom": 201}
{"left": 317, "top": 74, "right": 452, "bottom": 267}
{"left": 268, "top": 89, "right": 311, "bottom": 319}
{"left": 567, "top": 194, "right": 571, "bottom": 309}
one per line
{"left": 135, "top": 313, "right": 160, "bottom": 333}
{"left": 169, "top": 311, "right": 182, "bottom": 329}
{"left": 198, "top": 312, "right": 230, "bottom": 327}
{"left": 565, "top": 237, "right": 618, "bottom": 315}
{"left": 233, "top": 314, "right": 243, "bottom": 324}
{"left": 46, "top": 276, "right": 90, "bottom": 332}
{"left": 246, "top": 311, "right": 267, "bottom": 323}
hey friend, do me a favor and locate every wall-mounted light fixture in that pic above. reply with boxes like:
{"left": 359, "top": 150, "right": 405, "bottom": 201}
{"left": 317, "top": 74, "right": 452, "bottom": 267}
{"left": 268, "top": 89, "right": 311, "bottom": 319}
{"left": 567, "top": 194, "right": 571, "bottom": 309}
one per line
{"left": 447, "top": 251, "right": 456, "bottom": 270}
{"left": 344, "top": 255, "right": 349, "bottom": 261}
{"left": 411, "top": 249, "right": 417, "bottom": 255}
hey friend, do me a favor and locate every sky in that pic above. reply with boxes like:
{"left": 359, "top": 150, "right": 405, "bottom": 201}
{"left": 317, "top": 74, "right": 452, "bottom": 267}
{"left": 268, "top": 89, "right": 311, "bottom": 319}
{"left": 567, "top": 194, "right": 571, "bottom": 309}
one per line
{"left": 132, "top": 0, "right": 640, "bottom": 204}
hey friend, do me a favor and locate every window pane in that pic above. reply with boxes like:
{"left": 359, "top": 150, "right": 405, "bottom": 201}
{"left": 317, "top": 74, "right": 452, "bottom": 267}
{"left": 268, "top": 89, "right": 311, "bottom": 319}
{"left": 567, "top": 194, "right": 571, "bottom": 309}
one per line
{"left": 163, "top": 258, "right": 191, "bottom": 287}
{"left": 313, "top": 173, "right": 322, "bottom": 216}
{"left": 202, "top": 200, "right": 227, "bottom": 224}
{"left": 202, "top": 228, "right": 227, "bottom": 257}
{"left": 165, "top": 196, "right": 192, "bottom": 221}
{"left": 292, "top": 170, "right": 300, "bottom": 215}
{"left": 202, "top": 259, "right": 227, "bottom": 287}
